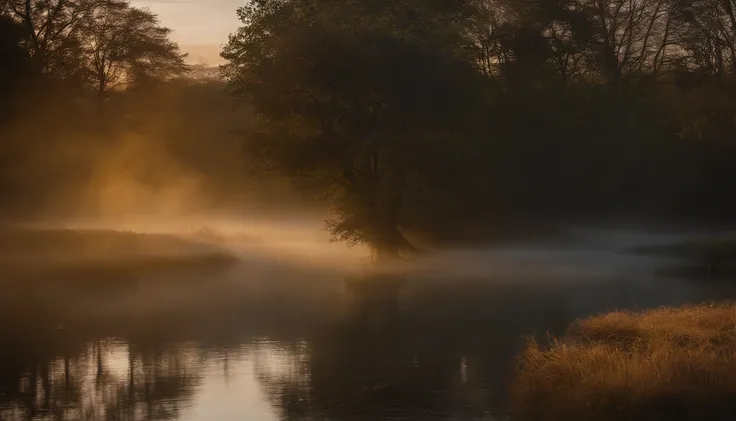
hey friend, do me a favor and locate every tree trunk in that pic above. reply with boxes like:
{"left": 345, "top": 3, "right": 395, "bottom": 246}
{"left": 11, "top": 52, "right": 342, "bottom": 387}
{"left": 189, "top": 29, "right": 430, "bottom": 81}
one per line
{"left": 371, "top": 193, "right": 415, "bottom": 262}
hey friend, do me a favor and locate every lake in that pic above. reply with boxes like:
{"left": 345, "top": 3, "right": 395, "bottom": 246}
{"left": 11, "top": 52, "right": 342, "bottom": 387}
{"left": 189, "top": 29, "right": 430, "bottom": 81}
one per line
{"left": 2, "top": 227, "right": 736, "bottom": 421}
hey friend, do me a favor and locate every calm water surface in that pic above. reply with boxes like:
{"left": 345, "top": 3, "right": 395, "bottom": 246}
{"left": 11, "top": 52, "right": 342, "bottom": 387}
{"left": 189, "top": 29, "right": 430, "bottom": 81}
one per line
{"left": 3, "top": 229, "right": 736, "bottom": 421}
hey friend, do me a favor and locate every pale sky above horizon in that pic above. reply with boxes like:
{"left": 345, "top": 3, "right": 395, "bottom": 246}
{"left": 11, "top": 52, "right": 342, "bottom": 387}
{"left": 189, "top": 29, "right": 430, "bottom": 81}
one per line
{"left": 130, "top": 0, "right": 246, "bottom": 65}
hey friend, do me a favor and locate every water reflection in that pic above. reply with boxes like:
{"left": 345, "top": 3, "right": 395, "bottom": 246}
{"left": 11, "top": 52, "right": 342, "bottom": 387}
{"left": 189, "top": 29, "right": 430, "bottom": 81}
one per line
{"left": 258, "top": 274, "right": 502, "bottom": 420}
{"left": 0, "top": 339, "right": 204, "bottom": 420}
{"left": 3, "top": 254, "right": 736, "bottom": 420}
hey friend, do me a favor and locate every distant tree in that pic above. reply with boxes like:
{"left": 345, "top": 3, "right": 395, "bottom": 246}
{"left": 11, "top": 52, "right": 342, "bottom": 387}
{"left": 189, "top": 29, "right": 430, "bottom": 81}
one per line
{"left": 187, "top": 64, "right": 223, "bottom": 82}
{"left": 0, "top": 0, "right": 191, "bottom": 215}
{"left": 2, "top": 0, "right": 186, "bottom": 102}
{"left": 561, "top": 0, "right": 677, "bottom": 83}
{"left": 672, "top": 0, "right": 736, "bottom": 76}
{"left": 78, "top": 2, "right": 188, "bottom": 105}
{"left": 223, "top": 0, "right": 486, "bottom": 259}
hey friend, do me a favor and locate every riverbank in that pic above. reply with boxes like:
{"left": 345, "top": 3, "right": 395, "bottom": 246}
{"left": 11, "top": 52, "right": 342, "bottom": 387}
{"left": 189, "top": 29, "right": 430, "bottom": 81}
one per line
{"left": 513, "top": 303, "right": 736, "bottom": 421}
{"left": 0, "top": 227, "right": 237, "bottom": 283}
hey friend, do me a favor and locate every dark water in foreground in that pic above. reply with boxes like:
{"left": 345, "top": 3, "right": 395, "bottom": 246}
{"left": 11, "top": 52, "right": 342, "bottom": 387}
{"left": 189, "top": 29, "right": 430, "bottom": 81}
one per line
{"left": 3, "top": 230, "right": 736, "bottom": 421}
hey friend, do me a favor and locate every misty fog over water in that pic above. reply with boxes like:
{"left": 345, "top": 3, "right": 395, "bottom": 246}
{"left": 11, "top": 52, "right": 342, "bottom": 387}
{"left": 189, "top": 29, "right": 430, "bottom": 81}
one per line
{"left": 2, "top": 223, "right": 735, "bottom": 421}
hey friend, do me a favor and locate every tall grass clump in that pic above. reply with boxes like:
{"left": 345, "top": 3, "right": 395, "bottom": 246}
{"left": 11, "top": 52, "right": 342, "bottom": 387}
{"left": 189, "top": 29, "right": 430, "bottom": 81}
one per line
{"left": 512, "top": 303, "right": 736, "bottom": 421}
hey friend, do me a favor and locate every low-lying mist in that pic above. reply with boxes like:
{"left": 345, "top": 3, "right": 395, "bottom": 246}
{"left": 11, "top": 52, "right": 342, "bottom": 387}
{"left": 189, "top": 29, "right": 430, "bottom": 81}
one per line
{"left": 1, "top": 78, "right": 326, "bottom": 222}
{"left": 12, "top": 212, "right": 733, "bottom": 284}
{"left": 4, "top": 74, "right": 735, "bottom": 282}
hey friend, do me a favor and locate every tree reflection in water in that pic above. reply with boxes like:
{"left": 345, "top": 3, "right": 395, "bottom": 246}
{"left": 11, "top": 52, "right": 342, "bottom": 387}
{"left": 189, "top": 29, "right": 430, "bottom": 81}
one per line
{"left": 0, "top": 338, "right": 204, "bottom": 421}
{"left": 248, "top": 269, "right": 735, "bottom": 420}
{"left": 0, "top": 264, "right": 346, "bottom": 421}
{"left": 4, "top": 261, "right": 733, "bottom": 420}
{"left": 253, "top": 274, "right": 534, "bottom": 420}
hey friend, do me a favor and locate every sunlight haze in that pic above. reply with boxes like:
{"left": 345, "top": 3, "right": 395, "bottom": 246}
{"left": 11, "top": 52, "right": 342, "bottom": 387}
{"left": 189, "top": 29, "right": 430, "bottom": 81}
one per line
{"left": 5, "top": 0, "right": 736, "bottom": 419}
{"left": 130, "top": 0, "right": 244, "bottom": 65}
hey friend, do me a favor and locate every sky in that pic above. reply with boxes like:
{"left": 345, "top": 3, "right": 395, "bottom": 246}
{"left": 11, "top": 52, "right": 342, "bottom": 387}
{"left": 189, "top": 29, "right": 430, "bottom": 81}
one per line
{"left": 129, "top": 0, "right": 245, "bottom": 65}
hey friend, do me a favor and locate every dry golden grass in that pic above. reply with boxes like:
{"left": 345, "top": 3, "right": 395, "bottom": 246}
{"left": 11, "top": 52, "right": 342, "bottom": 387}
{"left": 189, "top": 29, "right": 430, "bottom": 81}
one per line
{"left": 512, "top": 303, "right": 736, "bottom": 421}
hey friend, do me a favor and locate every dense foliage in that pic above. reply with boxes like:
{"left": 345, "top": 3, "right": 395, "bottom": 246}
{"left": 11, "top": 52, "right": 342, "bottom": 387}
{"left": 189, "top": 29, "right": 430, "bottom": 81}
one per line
{"left": 3, "top": 0, "right": 736, "bottom": 256}
{"left": 222, "top": 0, "right": 487, "bottom": 257}
{"left": 224, "top": 0, "right": 736, "bottom": 256}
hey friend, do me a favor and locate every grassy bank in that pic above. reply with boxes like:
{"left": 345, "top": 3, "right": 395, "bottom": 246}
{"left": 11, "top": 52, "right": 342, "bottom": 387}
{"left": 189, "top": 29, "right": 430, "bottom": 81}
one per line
{"left": 0, "top": 227, "right": 237, "bottom": 283}
{"left": 513, "top": 304, "right": 736, "bottom": 421}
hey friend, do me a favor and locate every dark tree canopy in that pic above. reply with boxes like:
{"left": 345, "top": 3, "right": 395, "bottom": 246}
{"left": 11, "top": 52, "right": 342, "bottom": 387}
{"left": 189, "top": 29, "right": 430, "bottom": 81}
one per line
{"left": 3, "top": 0, "right": 736, "bottom": 254}
{"left": 223, "top": 0, "right": 736, "bottom": 255}
{"left": 223, "top": 0, "right": 487, "bottom": 258}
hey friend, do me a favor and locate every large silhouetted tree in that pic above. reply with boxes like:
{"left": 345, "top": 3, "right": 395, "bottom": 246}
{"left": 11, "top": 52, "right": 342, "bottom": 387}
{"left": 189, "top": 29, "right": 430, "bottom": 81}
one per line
{"left": 223, "top": 0, "right": 486, "bottom": 259}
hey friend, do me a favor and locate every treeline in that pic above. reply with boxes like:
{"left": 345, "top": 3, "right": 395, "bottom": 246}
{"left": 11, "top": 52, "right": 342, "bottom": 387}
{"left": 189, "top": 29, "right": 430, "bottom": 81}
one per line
{"left": 223, "top": 0, "right": 736, "bottom": 256}
{"left": 0, "top": 0, "right": 293, "bottom": 218}
{"left": 3, "top": 0, "right": 736, "bottom": 254}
